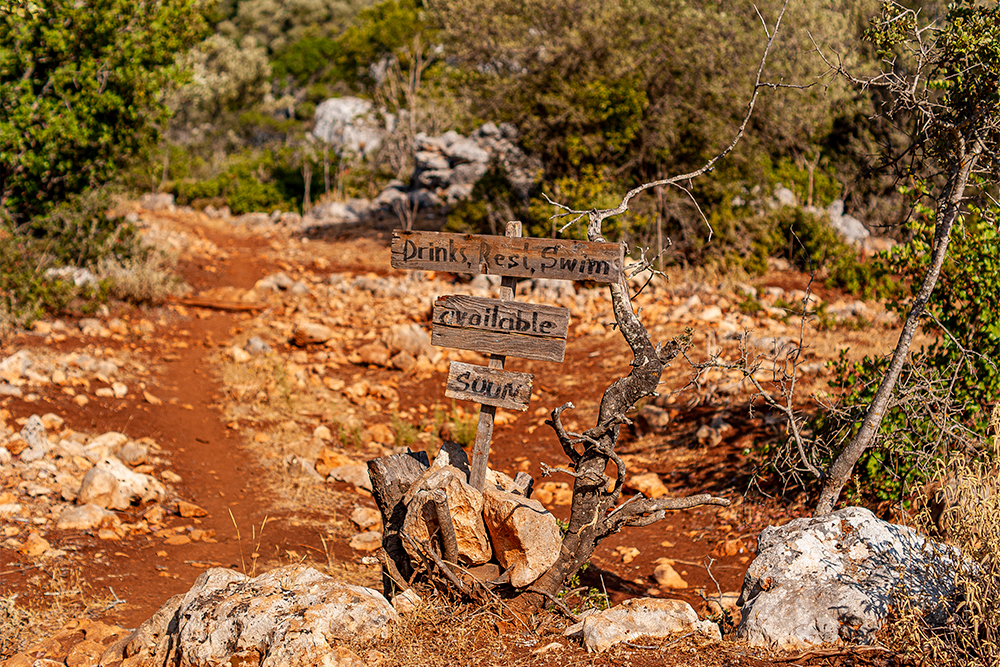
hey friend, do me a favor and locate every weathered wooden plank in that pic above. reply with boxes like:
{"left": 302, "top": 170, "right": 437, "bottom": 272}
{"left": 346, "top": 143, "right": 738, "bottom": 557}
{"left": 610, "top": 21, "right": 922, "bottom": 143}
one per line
{"left": 433, "top": 295, "right": 570, "bottom": 339}
{"left": 445, "top": 361, "right": 533, "bottom": 412}
{"left": 367, "top": 450, "right": 430, "bottom": 597}
{"left": 432, "top": 326, "right": 566, "bottom": 362}
{"left": 390, "top": 230, "right": 624, "bottom": 283}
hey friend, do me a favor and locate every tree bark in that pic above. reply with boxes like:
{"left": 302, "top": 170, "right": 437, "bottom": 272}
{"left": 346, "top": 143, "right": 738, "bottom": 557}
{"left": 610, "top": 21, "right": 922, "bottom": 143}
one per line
{"left": 815, "top": 138, "right": 984, "bottom": 515}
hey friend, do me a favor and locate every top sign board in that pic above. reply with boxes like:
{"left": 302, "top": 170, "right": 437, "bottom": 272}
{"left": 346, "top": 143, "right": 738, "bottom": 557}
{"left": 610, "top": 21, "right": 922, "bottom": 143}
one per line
{"left": 391, "top": 230, "right": 624, "bottom": 283}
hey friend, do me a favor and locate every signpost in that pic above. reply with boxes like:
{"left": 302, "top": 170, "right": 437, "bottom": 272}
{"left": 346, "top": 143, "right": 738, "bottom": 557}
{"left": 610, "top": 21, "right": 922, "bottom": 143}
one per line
{"left": 391, "top": 223, "right": 624, "bottom": 490}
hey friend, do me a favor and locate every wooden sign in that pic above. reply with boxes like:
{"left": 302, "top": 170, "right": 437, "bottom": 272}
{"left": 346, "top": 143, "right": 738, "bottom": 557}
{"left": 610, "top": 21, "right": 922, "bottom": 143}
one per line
{"left": 445, "top": 361, "right": 533, "bottom": 412}
{"left": 391, "top": 230, "right": 624, "bottom": 283}
{"left": 432, "top": 295, "right": 570, "bottom": 362}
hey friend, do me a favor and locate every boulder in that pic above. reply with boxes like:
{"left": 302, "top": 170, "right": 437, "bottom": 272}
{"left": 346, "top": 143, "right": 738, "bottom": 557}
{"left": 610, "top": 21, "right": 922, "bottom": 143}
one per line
{"left": 77, "top": 456, "right": 165, "bottom": 510}
{"left": 120, "top": 566, "right": 397, "bottom": 667}
{"left": 737, "top": 506, "right": 957, "bottom": 649}
{"left": 312, "top": 97, "right": 385, "bottom": 158}
{"left": 482, "top": 487, "right": 561, "bottom": 587}
{"left": 402, "top": 466, "right": 491, "bottom": 565}
{"left": 579, "top": 598, "right": 720, "bottom": 652}
{"left": 827, "top": 199, "right": 870, "bottom": 243}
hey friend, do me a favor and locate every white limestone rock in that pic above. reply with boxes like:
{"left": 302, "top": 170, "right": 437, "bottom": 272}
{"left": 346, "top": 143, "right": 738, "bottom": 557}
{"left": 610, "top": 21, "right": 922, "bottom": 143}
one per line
{"left": 737, "top": 506, "right": 958, "bottom": 649}
{"left": 120, "top": 566, "right": 397, "bottom": 667}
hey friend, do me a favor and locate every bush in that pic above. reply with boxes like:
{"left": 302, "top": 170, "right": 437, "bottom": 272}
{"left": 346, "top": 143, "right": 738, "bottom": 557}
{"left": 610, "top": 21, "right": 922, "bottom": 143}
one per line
{"left": 808, "top": 202, "right": 1000, "bottom": 506}
{"left": 0, "top": 0, "right": 205, "bottom": 225}
{"left": 171, "top": 150, "right": 295, "bottom": 214}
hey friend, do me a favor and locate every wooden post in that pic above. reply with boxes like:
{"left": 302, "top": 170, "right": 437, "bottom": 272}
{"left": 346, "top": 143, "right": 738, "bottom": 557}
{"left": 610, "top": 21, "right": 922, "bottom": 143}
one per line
{"left": 468, "top": 221, "right": 520, "bottom": 490}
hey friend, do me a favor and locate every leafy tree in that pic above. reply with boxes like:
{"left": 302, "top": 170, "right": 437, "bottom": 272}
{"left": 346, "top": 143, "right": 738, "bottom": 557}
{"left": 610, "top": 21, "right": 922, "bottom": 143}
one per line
{"left": 815, "top": 0, "right": 1000, "bottom": 514}
{"left": 0, "top": 0, "right": 206, "bottom": 224}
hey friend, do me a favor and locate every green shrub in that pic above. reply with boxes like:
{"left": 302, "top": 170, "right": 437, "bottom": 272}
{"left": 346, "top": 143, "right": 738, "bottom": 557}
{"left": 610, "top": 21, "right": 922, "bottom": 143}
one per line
{"left": 808, "top": 200, "right": 1000, "bottom": 506}
{"left": 171, "top": 149, "right": 295, "bottom": 214}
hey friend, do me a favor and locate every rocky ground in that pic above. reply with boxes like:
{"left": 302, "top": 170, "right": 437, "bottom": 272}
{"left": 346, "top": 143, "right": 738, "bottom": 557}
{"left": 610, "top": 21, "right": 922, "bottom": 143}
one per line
{"left": 0, "top": 201, "right": 908, "bottom": 666}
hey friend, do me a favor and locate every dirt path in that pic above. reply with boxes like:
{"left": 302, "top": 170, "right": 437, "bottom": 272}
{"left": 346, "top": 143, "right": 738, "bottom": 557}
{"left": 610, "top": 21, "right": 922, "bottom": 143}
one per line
{"left": 1, "top": 222, "right": 356, "bottom": 627}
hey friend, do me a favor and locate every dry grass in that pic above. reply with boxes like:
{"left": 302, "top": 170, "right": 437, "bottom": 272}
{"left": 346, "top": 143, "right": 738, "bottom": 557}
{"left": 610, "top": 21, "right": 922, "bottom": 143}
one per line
{"left": 887, "top": 406, "right": 1000, "bottom": 666}
{"left": 346, "top": 590, "right": 540, "bottom": 667}
{"left": 97, "top": 250, "right": 184, "bottom": 304}
{"left": 0, "top": 566, "right": 114, "bottom": 660}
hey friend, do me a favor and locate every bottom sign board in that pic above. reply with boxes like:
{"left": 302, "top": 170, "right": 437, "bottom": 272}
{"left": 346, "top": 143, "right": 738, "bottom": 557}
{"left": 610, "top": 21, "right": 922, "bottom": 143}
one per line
{"left": 444, "top": 361, "right": 533, "bottom": 412}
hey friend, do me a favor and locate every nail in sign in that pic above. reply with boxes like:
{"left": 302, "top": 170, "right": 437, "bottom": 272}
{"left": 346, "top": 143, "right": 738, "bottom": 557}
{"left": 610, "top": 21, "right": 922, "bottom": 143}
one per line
{"left": 444, "top": 361, "right": 533, "bottom": 412}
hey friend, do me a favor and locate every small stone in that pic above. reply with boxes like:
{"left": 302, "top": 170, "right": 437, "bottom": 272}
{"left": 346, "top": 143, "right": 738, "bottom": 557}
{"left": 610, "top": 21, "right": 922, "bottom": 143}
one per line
{"left": 327, "top": 464, "right": 373, "bottom": 492}
{"left": 634, "top": 404, "right": 671, "bottom": 435}
{"left": 696, "top": 424, "right": 723, "bottom": 447}
{"left": 315, "top": 449, "right": 355, "bottom": 477}
{"left": 533, "top": 481, "right": 573, "bottom": 506}
{"left": 389, "top": 351, "right": 416, "bottom": 372}
{"left": 160, "top": 470, "right": 183, "bottom": 483}
{"left": 391, "top": 588, "right": 421, "bottom": 614}
{"left": 40, "top": 413, "right": 64, "bottom": 430}
{"left": 699, "top": 306, "right": 724, "bottom": 322}
{"left": 229, "top": 346, "right": 252, "bottom": 363}
{"left": 175, "top": 500, "right": 208, "bottom": 518}
{"left": 74, "top": 395, "right": 89, "bottom": 407}
{"left": 95, "top": 387, "right": 115, "bottom": 398}
{"left": 628, "top": 472, "right": 669, "bottom": 499}
{"left": 349, "top": 531, "right": 382, "bottom": 552}
{"left": 292, "top": 322, "right": 334, "bottom": 346}
{"left": 118, "top": 442, "right": 148, "bottom": 466}
{"left": 653, "top": 561, "right": 688, "bottom": 589}
{"left": 616, "top": 546, "right": 640, "bottom": 564}
{"left": 144, "top": 391, "right": 163, "bottom": 406}
{"left": 164, "top": 534, "right": 191, "bottom": 546}
{"left": 112, "top": 382, "right": 128, "bottom": 398}
{"left": 355, "top": 342, "right": 391, "bottom": 367}
{"left": 245, "top": 336, "right": 272, "bottom": 356}
{"left": 57, "top": 504, "right": 121, "bottom": 531}
{"left": 143, "top": 505, "right": 167, "bottom": 525}
{"left": 351, "top": 506, "right": 381, "bottom": 531}
{"left": 313, "top": 425, "right": 333, "bottom": 441}
{"left": 19, "top": 532, "right": 50, "bottom": 557}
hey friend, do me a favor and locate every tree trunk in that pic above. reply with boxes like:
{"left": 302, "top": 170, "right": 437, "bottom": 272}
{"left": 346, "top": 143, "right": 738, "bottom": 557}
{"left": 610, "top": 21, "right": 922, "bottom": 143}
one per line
{"left": 367, "top": 451, "right": 430, "bottom": 597}
{"left": 815, "top": 139, "right": 984, "bottom": 515}
{"left": 302, "top": 162, "right": 312, "bottom": 213}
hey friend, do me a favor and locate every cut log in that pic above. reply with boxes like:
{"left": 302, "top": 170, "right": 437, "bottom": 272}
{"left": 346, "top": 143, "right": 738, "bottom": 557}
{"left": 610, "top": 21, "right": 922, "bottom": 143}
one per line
{"left": 367, "top": 451, "right": 430, "bottom": 598}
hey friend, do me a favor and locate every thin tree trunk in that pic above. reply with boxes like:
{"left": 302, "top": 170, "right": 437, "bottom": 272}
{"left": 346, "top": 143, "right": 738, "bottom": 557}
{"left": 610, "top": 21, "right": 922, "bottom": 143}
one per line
{"left": 302, "top": 162, "right": 312, "bottom": 213}
{"left": 815, "top": 139, "right": 984, "bottom": 515}
{"left": 323, "top": 146, "right": 330, "bottom": 195}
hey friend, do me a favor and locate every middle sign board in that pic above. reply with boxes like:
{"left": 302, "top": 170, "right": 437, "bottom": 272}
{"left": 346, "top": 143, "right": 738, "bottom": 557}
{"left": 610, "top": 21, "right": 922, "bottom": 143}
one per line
{"left": 431, "top": 294, "right": 570, "bottom": 363}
